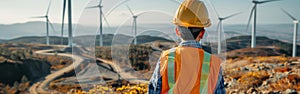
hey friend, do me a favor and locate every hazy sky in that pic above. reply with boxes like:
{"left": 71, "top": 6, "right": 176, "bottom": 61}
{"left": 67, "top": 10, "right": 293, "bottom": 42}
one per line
{"left": 1, "top": 0, "right": 300, "bottom": 26}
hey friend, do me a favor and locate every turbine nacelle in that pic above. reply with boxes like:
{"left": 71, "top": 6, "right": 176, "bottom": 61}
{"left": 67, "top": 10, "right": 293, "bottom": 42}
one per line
{"left": 30, "top": 0, "right": 54, "bottom": 45}
{"left": 96, "top": 5, "right": 103, "bottom": 8}
{"left": 293, "top": 20, "right": 299, "bottom": 24}
{"left": 218, "top": 12, "right": 242, "bottom": 21}
{"left": 218, "top": 17, "right": 225, "bottom": 21}
{"left": 252, "top": 0, "right": 281, "bottom": 4}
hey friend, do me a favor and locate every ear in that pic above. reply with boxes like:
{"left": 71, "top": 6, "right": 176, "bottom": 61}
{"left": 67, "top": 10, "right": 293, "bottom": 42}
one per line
{"left": 199, "top": 30, "right": 205, "bottom": 39}
{"left": 196, "top": 29, "right": 206, "bottom": 40}
{"left": 175, "top": 27, "right": 181, "bottom": 36}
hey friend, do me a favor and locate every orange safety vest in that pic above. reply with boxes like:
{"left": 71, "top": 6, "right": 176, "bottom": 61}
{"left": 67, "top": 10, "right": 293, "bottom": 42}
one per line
{"left": 159, "top": 47, "right": 221, "bottom": 94}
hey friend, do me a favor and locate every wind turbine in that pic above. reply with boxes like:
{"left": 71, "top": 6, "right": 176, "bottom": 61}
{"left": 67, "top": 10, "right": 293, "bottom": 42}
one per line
{"left": 67, "top": 0, "right": 73, "bottom": 47}
{"left": 126, "top": 5, "right": 148, "bottom": 45}
{"left": 60, "top": 0, "right": 73, "bottom": 47}
{"left": 246, "top": 0, "right": 281, "bottom": 48}
{"left": 282, "top": 9, "right": 299, "bottom": 57}
{"left": 216, "top": 13, "right": 241, "bottom": 54}
{"left": 32, "top": 0, "right": 55, "bottom": 45}
{"left": 86, "top": 0, "right": 110, "bottom": 46}
{"left": 208, "top": 0, "right": 241, "bottom": 54}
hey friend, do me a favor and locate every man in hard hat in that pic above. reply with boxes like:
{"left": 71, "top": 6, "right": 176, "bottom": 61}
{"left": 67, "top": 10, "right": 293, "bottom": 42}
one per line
{"left": 148, "top": 0, "right": 226, "bottom": 93}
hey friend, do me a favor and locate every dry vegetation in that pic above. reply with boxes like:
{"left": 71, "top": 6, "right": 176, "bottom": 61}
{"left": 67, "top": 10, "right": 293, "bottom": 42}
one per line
{"left": 2, "top": 42, "right": 300, "bottom": 93}
{"left": 0, "top": 76, "right": 30, "bottom": 94}
{"left": 96, "top": 44, "right": 154, "bottom": 72}
{"left": 0, "top": 43, "right": 73, "bottom": 93}
{"left": 224, "top": 54, "right": 300, "bottom": 93}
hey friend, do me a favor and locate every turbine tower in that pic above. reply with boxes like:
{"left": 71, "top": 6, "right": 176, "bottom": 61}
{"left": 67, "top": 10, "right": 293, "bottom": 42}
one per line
{"left": 126, "top": 5, "right": 138, "bottom": 45}
{"left": 126, "top": 5, "right": 147, "bottom": 45}
{"left": 61, "top": 0, "right": 66, "bottom": 45}
{"left": 208, "top": 0, "right": 241, "bottom": 54}
{"left": 60, "top": 0, "right": 73, "bottom": 47}
{"left": 246, "top": 0, "right": 281, "bottom": 48}
{"left": 216, "top": 13, "right": 241, "bottom": 54}
{"left": 32, "top": 0, "right": 54, "bottom": 45}
{"left": 282, "top": 9, "right": 299, "bottom": 57}
{"left": 86, "top": 0, "right": 110, "bottom": 46}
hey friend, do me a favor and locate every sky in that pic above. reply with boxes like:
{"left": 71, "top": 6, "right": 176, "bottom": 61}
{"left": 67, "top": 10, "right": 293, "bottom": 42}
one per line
{"left": 1, "top": 0, "right": 300, "bottom": 26}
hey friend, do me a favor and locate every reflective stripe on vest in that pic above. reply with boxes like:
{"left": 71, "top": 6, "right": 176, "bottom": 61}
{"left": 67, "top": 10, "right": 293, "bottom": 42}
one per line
{"left": 166, "top": 48, "right": 212, "bottom": 93}
{"left": 200, "top": 52, "right": 211, "bottom": 93}
{"left": 167, "top": 48, "right": 176, "bottom": 93}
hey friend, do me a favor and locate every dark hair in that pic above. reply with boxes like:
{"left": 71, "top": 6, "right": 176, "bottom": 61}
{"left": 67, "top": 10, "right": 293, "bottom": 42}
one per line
{"left": 177, "top": 26, "right": 204, "bottom": 40}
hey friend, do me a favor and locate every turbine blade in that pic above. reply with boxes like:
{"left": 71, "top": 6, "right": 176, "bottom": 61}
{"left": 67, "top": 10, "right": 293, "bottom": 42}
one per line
{"left": 31, "top": 16, "right": 46, "bottom": 18}
{"left": 86, "top": 6, "right": 99, "bottom": 9}
{"left": 136, "top": 11, "right": 149, "bottom": 16}
{"left": 131, "top": 20, "right": 134, "bottom": 36}
{"left": 106, "top": 0, "right": 130, "bottom": 16}
{"left": 216, "top": 21, "right": 221, "bottom": 33}
{"left": 281, "top": 8, "right": 297, "bottom": 21}
{"left": 48, "top": 19, "right": 57, "bottom": 33}
{"left": 223, "top": 12, "right": 242, "bottom": 20}
{"left": 168, "top": 0, "right": 181, "bottom": 4}
{"left": 246, "top": 5, "right": 255, "bottom": 32}
{"left": 102, "top": 11, "right": 111, "bottom": 28}
{"left": 206, "top": 0, "right": 220, "bottom": 18}
{"left": 46, "top": 0, "right": 52, "bottom": 15}
{"left": 258, "top": 0, "right": 281, "bottom": 4}
{"left": 99, "top": 0, "right": 103, "bottom": 5}
{"left": 126, "top": 5, "right": 135, "bottom": 16}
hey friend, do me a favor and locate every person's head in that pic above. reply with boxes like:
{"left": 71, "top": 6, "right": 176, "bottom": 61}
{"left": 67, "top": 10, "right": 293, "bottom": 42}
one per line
{"left": 173, "top": 0, "right": 211, "bottom": 41}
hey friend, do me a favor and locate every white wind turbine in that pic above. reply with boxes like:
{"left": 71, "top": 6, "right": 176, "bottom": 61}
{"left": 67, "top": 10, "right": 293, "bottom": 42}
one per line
{"left": 126, "top": 5, "right": 148, "bottom": 45}
{"left": 208, "top": 0, "right": 241, "bottom": 54}
{"left": 60, "top": 0, "right": 67, "bottom": 45}
{"left": 216, "top": 13, "right": 241, "bottom": 54}
{"left": 32, "top": 0, "right": 56, "bottom": 45}
{"left": 86, "top": 0, "right": 110, "bottom": 46}
{"left": 246, "top": 0, "right": 281, "bottom": 48}
{"left": 282, "top": 8, "right": 299, "bottom": 57}
{"left": 60, "top": 0, "right": 73, "bottom": 47}
{"left": 67, "top": 0, "right": 73, "bottom": 47}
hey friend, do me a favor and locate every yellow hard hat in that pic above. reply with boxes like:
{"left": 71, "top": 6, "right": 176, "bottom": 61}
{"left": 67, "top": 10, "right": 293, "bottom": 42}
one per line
{"left": 173, "top": 0, "right": 211, "bottom": 28}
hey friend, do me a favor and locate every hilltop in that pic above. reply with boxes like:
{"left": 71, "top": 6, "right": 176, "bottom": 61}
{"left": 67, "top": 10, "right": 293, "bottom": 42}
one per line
{"left": 225, "top": 36, "right": 299, "bottom": 57}
{"left": 1, "top": 34, "right": 171, "bottom": 46}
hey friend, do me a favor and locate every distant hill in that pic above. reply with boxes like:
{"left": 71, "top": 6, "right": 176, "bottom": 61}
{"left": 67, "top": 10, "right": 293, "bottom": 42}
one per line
{"left": 2, "top": 34, "right": 171, "bottom": 46}
{"left": 225, "top": 36, "right": 300, "bottom": 57}
{"left": 0, "top": 39, "right": 6, "bottom": 43}
{"left": 1, "top": 21, "right": 298, "bottom": 44}
{"left": 0, "top": 21, "right": 114, "bottom": 40}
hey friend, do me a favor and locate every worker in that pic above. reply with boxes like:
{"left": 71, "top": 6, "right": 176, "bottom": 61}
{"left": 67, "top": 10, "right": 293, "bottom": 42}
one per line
{"left": 148, "top": 0, "right": 226, "bottom": 93}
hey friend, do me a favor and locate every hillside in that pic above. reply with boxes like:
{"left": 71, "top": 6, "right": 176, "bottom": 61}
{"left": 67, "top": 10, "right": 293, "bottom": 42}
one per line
{"left": 225, "top": 36, "right": 300, "bottom": 57}
{"left": 0, "top": 44, "right": 73, "bottom": 93}
{"left": 0, "top": 21, "right": 298, "bottom": 44}
{"left": 0, "top": 39, "right": 5, "bottom": 43}
{"left": 2, "top": 34, "right": 171, "bottom": 46}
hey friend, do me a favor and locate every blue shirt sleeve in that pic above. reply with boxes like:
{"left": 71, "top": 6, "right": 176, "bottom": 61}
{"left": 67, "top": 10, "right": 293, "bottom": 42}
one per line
{"left": 214, "top": 68, "right": 226, "bottom": 94}
{"left": 148, "top": 59, "right": 162, "bottom": 94}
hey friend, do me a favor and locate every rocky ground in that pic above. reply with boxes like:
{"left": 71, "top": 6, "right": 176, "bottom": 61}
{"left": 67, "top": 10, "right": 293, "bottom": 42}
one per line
{"left": 224, "top": 50, "right": 300, "bottom": 93}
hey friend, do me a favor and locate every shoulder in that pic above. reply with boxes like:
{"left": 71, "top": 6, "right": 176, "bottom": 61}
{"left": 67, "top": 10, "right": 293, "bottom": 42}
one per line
{"left": 160, "top": 47, "right": 177, "bottom": 58}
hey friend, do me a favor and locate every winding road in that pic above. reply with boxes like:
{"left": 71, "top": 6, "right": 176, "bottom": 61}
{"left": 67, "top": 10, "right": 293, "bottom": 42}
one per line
{"left": 29, "top": 44, "right": 162, "bottom": 93}
{"left": 29, "top": 49, "right": 84, "bottom": 94}
{"left": 95, "top": 58, "right": 148, "bottom": 83}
